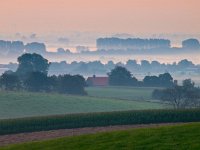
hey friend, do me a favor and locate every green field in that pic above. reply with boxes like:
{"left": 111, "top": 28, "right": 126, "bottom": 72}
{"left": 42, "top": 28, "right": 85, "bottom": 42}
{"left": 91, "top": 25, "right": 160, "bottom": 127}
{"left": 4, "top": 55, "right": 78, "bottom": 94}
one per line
{"left": 0, "top": 91, "right": 167, "bottom": 119}
{"left": 86, "top": 86, "right": 160, "bottom": 101}
{"left": 1, "top": 123, "right": 200, "bottom": 150}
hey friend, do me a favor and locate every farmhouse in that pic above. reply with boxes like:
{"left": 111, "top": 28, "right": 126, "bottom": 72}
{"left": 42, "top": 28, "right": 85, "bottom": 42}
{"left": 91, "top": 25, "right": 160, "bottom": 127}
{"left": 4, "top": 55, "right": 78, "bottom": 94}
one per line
{"left": 86, "top": 75, "right": 109, "bottom": 86}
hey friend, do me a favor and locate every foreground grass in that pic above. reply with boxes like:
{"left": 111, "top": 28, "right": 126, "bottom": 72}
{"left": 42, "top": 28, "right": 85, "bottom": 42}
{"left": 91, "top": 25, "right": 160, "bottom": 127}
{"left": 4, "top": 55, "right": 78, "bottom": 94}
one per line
{"left": 0, "top": 91, "right": 166, "bottom": 119}
{"left": 1, "top": 123, "right": 200, "bottom": 150}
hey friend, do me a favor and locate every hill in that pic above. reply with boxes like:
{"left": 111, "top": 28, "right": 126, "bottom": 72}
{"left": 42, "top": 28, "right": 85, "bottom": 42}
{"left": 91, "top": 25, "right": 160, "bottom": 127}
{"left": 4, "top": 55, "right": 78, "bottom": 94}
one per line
{"left": 1, "top": 123, "right": 200, "bottom": 150}
{"left": 0, "top": 90, "right": 166, "bottom": 119}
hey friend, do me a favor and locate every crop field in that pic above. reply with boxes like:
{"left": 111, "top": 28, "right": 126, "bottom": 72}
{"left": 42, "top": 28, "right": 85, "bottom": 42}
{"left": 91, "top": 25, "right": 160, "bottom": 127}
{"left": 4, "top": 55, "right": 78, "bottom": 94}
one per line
{"left": 86, "top": 86, "right": 161, "bottom": 101}
{"left": 0, "top": 91, "right": 167, "bottom": 119}
{"left": 1, "top": 109, "right": 200, "bottom": 135}
{"left": 1, "top": 122, "right": 200, "bottom": 150}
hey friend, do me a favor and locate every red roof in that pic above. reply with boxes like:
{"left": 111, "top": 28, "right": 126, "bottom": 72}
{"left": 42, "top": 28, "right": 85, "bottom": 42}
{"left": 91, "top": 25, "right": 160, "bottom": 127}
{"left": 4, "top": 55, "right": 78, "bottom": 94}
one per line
{"left": 87, "top": 77, "right": 109, "bottom": 86}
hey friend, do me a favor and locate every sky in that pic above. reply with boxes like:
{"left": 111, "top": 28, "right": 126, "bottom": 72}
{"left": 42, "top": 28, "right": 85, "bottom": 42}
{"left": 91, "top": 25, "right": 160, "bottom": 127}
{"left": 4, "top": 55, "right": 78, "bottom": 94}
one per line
{"left": 0, "top": 0, "right": 200, "bottom": 35}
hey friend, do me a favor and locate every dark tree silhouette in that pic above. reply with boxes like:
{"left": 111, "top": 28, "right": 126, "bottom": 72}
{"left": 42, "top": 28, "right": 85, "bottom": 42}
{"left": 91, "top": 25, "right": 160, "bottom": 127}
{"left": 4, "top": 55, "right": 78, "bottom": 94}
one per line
{"left": 158, "top": 73, "right": 173, "bottom": 87}
{"left": 16, "top": 53, "right": 50, "bottom": 80}
{"left": 152, "top": 79, "right": 200, "bottom": 109}
{"left": 0, "top": 72, "right": 21, "bottom": 91}
{"left": 25, "top": 72, "right": 48, "bottom": 92}
{"left": 108, "top": 66, "right": 137, "bottom": 86}
{"left": 143, "top": 76, "right": 160, "bottom": 86}
{"left": 143, "top": 73, "right": 173, "bottom": 87}
{"left": 57, "top": 74, "right": 87, "bottom": 95}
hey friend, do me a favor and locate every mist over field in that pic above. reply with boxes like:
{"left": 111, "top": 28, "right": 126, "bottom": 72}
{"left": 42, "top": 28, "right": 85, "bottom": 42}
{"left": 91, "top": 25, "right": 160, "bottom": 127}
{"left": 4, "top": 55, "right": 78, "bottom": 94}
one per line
{"left": 1, "top": 0, "right": 200, "bottom": 149}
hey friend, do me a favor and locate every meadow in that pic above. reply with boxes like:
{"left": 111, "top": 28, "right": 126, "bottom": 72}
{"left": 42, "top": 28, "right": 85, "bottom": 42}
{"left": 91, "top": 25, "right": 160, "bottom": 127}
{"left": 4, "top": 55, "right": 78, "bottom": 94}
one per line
{"left": 86, "top": 86, "right": 160, "bottom": 102}
{"left": 1, "top": 122, "right": 200, "bottom": 150}
{"left": 0, "top": 89, "right": 166, "bottom": 119}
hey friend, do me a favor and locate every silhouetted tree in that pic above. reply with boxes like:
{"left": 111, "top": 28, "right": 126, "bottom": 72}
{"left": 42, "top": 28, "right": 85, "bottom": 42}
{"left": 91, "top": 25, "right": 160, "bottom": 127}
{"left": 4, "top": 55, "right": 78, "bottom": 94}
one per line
{"left": 0, "top": 72, "right": 21, "bottom": 91}
{"left": 152, "top": 79, "right": 200, "bottom": 109}
{"left": 57, "top": 74, "right": 87, "bottom": 95}
{"left": 143, "top": 73, "right": 173, "bottom": 87}
{"left": 16, "top": 53, "right": 50, "bottom": 80}
{"left": 158, "top": 73, "right": 173, "bottom": 87}
{"left": 182, "top": 79, "right": 195, "bottom": 89}
{"left": 143, "top": 76, "right": 160, "bottom": 87}
{"left": 108, "top": 66, "right": 137, "bottom": 86}
{"left": 25, "top": 72, "right": 48, "bottom": 92}
{"left": 47, "top": 75, "right": 58, "bottom": 92}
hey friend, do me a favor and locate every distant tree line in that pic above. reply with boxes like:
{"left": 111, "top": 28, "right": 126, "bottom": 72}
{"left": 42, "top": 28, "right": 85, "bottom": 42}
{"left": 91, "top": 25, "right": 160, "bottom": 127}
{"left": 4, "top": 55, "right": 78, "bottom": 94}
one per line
{"left": 108, "top": 66, "right": 174, "bottom": 87}
{"left": 97, "top": 37, "right": 171, "bottom": 50}
{"left": 182, "top": 39, "right": 200, "bottom": 49}
{"left": 97, "top": 37, "right": 200, "bottom": 50}
{"left": 2, "top": 59, "right": 199, "bottom": 77}
{"left": 0, "top": 53, "right": 87, "bottom": 95}
{"left": 48, "top": 59, "right": 200, "bottom": 76}
{"left": 152, "top": 79, "right": 200, "bottom": 109}
{"left": 0, "top": 40, "right": 46, "bottom": 56}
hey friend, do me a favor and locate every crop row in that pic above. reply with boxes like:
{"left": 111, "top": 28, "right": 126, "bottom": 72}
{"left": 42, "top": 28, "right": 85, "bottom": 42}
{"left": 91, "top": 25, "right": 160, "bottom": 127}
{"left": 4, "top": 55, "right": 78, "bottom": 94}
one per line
{"left": 1, "top": 109, "right": 200, "bottom": 135}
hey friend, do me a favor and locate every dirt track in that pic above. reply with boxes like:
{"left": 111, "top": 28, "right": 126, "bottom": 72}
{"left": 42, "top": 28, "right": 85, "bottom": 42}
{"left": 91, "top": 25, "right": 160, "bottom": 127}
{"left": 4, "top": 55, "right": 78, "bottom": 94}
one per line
{"left": 0, "top": 123, "right": 188, "bottom": 147}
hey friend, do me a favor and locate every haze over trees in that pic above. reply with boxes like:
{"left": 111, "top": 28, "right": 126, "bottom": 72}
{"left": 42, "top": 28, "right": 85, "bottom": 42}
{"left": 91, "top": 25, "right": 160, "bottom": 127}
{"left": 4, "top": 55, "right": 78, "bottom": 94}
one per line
{"left": 108, "top": 66, "right": 174, "bottom": 87}
{"left": 97, "top": 38, "right": 171, "bottom": 50}
{"left": 0, "top": 38, "right": 200, "bottom": 59}
{"left": 0, "top": 72, "right": 21, "bottom": 91}
{"left": 0, "top": 53, "right": 87, "bottom": 95}
{"left": 152, "top": 79, "right": 200, "bottom": 109}
{"left": 143, "top": 73, "right": 174, "bottom": 87}
{"left": 0, "top": 40, "right": 48, "bottom": 56}
{"left": 16, "top": 53, "right": 50, "bottom": 80}
{"left": 48, "top": 59, "right": 200, "bottom": 77}
{"left": 182, "top": 39, "right": 200, "bottom": 49}
{"left": 108, "top": 66, "right": 138, "bottom": 86}
{"left": 25, "top": 42, "right": 46, "bottom": 54}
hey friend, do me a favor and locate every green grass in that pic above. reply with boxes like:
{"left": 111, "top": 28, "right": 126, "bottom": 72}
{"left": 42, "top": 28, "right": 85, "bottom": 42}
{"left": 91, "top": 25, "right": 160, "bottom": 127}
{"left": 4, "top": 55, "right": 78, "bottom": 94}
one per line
{"left": 0, "top": 91, "right": 167, "bottom": 119}
{"left": 86, "top": 86, "right": 160, "bottom": 101}
{"left": 1, "top": 123, "right": 200, "bottom": 150}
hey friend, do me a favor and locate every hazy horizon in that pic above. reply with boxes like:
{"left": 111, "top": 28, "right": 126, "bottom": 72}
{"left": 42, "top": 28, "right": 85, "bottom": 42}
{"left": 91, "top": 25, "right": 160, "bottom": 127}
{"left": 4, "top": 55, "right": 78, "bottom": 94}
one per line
{"left": 0, "top": 0, "right": 200, "bottom": 64}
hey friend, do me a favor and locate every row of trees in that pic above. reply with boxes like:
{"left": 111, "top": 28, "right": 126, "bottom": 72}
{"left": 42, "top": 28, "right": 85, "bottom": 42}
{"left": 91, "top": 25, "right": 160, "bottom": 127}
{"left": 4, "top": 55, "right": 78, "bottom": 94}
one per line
{"left": 97, "top": 38, "right": 200, "bottom": 50}
{"left": 152, "top": 79, "right": 200, "bottom": 109}
{"left": 0, "top": 40, "right": 46, "bottom": 55}
{"left": 97, "top": 38, "right": 171, "bottom": 50}
{"left": 0, "top": 53, "right": 86, "bottom": 95}
{"left": 49, "top": 59, "right": 199, "bottom": 77}
{"left": 108, "top": 66, "right": 174, "bottom": 87}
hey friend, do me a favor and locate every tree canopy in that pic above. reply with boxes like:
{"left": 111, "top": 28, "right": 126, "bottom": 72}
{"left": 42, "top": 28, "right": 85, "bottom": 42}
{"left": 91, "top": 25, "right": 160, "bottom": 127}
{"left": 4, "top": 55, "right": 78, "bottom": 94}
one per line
{"left": 25, "top": 72, "right": 48, "bottom": 92}
{"left": 0, "top": 53, "right": 87, "bottom": 95}
{"left": 0, "top": 72, "right": 21, "bottom": 91}
{"left": 152, "top": 79, "right": 200, "bottom": 109}
{"left": 108, "top": 66, "right": 137, "bottom": 86}
{"left": 16, "top": 53, "right": 50, "bottom": 80}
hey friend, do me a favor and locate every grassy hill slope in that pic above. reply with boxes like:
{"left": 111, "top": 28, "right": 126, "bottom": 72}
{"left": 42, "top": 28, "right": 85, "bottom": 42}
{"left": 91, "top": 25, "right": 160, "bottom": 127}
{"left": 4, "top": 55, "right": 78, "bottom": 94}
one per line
{"left": 1, "top": 123, "right": 200, "bottom": 150}
{"left": 0, "top": 91, "right": 166, "bottom": 119}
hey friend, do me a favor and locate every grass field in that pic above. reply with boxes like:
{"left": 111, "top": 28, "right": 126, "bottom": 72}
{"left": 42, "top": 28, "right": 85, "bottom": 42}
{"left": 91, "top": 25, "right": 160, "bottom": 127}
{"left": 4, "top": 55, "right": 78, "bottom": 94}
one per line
{"left": 86, "top": 86, "right": 160, "bottom": 101}
{"left": 0, "top": 91, "right": 167, "bottom": 119}
{"left": 1, "top": 123, "right": 200, "bottom": 150}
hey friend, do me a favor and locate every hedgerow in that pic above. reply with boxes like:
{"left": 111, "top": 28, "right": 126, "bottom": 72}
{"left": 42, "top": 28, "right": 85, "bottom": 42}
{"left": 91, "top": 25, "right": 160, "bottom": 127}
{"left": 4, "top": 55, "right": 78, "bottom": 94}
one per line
{"left": 1, "top": 109, "right": 200, "bottom": 135}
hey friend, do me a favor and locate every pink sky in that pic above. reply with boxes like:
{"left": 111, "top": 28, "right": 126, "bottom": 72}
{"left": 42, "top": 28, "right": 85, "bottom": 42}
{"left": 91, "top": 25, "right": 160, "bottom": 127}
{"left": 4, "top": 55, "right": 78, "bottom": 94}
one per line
{"left": 0, "top": 0, "right": 200, "bottom": 34}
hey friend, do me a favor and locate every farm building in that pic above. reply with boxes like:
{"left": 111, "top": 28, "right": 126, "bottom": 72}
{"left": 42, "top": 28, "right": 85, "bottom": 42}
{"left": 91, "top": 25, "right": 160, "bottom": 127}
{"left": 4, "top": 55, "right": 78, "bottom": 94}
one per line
{"left": 86, "top": 75, "right": 109, "bottom": 86}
